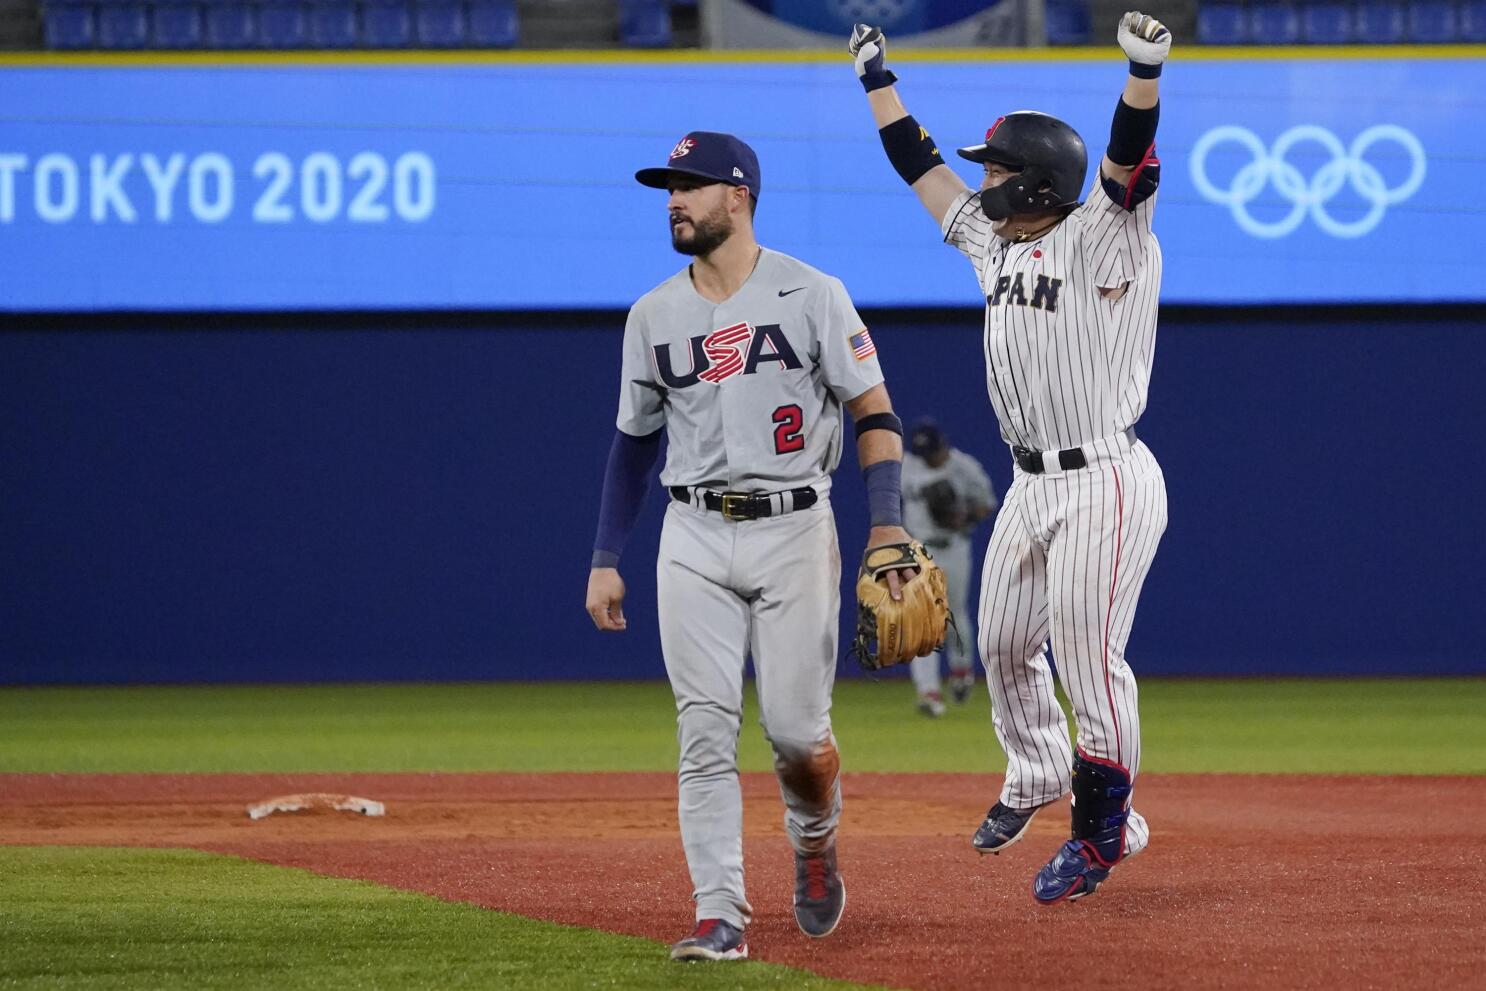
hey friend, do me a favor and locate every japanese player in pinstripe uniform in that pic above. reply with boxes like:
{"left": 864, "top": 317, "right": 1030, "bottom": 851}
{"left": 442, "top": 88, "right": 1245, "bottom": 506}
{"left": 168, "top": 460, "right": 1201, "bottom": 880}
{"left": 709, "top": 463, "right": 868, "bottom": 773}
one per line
{"left": 585, "top": 132, "right": 919, "bottom": 959}
{"left": 849, "top": 12, "right": 1174, "bottom": 902}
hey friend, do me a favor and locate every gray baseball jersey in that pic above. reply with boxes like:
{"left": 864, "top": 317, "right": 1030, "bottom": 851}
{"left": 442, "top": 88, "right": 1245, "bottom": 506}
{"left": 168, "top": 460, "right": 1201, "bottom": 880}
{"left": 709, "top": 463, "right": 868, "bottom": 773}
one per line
{"left": 903, "top": 448, "right": 996, "bottom": 699}
{"left": 617, "top": 247, "right": 884, "bottom": 492}
{"left": 943, "top": 177, "right": 1167, "bottom": 859}
{"left": 614, "top": 246, "right": 882, "bottom": 930}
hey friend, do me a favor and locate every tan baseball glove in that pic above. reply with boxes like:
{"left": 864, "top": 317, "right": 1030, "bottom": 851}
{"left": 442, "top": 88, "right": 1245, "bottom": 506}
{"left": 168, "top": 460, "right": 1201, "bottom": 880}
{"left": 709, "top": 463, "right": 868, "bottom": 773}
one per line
{"left": 850, "top": 541, "right": 950, "bottom": 670}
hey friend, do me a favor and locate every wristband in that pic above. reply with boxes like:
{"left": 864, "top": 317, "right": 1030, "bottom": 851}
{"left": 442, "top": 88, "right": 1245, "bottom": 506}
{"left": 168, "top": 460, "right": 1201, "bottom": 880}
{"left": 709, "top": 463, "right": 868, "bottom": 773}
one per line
{"left": 863, "top": 459, "right": 904, "bottom": 527}
{"left": 878, "top": 115, "right": 945, "bottom": 187}
{"left": 1128, "top": 60, "right": 1162, "bottom": 79}
{"left": 860, "top": 66, "right": 898, "bottom": 93}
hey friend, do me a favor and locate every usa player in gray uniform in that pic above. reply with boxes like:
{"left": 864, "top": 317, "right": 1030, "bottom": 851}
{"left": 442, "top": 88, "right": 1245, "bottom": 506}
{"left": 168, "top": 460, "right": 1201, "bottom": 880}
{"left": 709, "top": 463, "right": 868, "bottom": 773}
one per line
{"left": 585, "top": 131, "right": 917, "bottom": 960}
{"left": 902, "top": 420, "right": 997, "bottom": 717}
{"left": 849, "top": 12, "right": 1173, "bottom": 902}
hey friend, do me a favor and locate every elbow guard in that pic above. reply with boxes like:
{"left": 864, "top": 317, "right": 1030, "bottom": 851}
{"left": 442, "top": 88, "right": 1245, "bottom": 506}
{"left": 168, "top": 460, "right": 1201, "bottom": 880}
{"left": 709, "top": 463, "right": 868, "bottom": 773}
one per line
{"left": 879, "top": 116, "right": 945, "bottom": 186}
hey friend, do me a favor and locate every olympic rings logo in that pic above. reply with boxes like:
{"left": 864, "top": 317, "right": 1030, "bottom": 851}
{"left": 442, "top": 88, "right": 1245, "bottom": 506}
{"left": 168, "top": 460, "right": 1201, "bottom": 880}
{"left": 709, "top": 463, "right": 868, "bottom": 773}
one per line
{"left": 1189, "top": 125, "right": 1426, "bottom": 239}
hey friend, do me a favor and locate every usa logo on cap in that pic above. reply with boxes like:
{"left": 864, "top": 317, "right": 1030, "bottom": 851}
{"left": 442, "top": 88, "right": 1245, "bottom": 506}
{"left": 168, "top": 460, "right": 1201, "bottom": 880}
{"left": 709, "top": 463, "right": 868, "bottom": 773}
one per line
{"left": 670, "top": 137, "right": 696, "bottom": 160}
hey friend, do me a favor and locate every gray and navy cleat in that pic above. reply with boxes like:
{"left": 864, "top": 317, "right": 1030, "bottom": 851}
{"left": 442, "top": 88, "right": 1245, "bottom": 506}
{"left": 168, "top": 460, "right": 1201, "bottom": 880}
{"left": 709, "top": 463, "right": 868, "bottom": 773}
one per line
{"left": 949, "top": 669, "right": 975, "bottom": 704}
{"left": 972, "top": 801, "right": 1043, "bottom": 854}
{"left": 917, "top": 691, "right": 946, "bottom": 718}
{"left": 1032, "top": 839, "right": 1113, "bottom": 902}
{"left": 669, "top": 919, "right": 748, "bottom": 961}
{"left": 793, "top": 844, "right": 846, "bottom": 938}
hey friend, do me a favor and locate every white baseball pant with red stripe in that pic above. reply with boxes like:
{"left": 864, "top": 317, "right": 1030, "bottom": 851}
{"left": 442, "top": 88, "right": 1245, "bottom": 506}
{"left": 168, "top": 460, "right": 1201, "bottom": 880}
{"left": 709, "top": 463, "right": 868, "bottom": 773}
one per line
{"left": 976, "top": 439, "right": 1166, "bottom": 856}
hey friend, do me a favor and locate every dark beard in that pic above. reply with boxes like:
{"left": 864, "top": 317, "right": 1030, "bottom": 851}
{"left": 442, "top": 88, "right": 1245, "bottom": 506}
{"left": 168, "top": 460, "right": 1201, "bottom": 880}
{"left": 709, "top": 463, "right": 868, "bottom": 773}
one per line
{"left": 671, "top": 209, "right": 733, "bottom": 257}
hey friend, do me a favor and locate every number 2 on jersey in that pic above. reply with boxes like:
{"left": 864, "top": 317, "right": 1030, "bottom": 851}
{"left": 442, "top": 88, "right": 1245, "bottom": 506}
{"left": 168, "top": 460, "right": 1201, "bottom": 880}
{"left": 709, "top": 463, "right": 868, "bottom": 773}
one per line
{"left": 772, "top": 404, "right": 804, "bottom": 454}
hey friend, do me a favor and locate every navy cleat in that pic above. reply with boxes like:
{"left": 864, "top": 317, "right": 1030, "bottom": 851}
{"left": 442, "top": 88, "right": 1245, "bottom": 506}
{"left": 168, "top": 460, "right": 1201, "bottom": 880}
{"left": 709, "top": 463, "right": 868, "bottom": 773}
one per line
{"left": 949, "top": 669, "right": 975, "bottom": 704}
{"left": 1032, "top": 750, "right": 1133, "bottom": 904}
{"left": 972, "top": 801, "right": 1043, "bottom": 854}
{"left": 669, "top": 919, "right": 748, "bottom": 961}
{"left": 1032, "top": 839, "right": 1113, "bottom": 902}
{"left": 793, "top": 844, "right": 846, "bottom": 937}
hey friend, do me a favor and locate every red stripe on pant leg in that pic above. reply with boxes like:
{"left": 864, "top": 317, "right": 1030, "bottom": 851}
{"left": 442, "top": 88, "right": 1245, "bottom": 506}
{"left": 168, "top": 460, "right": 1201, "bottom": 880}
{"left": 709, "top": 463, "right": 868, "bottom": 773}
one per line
{"left": 1101, "top": 466, "right": 1125, "bottom": 765}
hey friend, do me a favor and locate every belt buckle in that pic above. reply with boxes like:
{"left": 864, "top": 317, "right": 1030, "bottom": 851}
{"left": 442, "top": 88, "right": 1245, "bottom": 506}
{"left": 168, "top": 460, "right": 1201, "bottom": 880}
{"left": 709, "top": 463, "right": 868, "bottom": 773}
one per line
{"left": 721, "top": 492, "right": 750, "bottom": 521}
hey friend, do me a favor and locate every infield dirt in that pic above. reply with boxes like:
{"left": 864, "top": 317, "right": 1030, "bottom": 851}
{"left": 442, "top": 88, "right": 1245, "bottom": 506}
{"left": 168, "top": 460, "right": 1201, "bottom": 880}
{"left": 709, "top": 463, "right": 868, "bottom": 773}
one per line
{"left": 4, "top": 771, "right": 1482, "bottom": 990}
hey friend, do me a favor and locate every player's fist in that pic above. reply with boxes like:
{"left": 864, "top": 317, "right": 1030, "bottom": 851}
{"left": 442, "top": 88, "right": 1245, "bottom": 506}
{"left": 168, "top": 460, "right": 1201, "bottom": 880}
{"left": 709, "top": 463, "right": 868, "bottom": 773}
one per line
{"left": 586, "top": 567, "right": 627, "bottom": 632}
{"left": 1117, "top": 11, "right": 1171, "bottom": 67}
{"left": 849, "top": 23, "right": 897, "bottom": 92}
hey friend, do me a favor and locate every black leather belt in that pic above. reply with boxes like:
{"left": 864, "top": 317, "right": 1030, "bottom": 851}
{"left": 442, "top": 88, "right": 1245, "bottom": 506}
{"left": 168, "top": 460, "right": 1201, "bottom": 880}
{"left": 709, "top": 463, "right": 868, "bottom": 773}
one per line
{"left": 1013, "top": 428, "right": 1135, "bottom": 475}
{"left": 670, "top": 485, "right": 818, "bottom": 521}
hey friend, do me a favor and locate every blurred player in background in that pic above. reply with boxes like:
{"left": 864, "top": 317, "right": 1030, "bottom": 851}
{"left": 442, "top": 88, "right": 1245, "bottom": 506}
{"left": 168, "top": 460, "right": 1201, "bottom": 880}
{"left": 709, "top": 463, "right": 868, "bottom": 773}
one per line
{"left": 902, "top": 419, "right": 996, "bottom": 717}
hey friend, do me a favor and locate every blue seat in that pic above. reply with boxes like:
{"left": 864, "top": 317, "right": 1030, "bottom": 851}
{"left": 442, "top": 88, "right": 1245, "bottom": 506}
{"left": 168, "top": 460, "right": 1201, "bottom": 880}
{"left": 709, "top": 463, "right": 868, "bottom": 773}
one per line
{"left": 361, "top": 0, "right": 411, "bottom": 46}
{"left": 466, "top": 0, "right": 514, "bottom": 45}
{"left": 256, "top": 0, "right": 305, "bottom": 46}
{"left": 619, "top": 0, "right": 670, "bottom": 47}
{"left": 307, "top": 0, "right": 357, "bottom": 46}
{"left": 1408, "top": 1, "right": 1459, "bottom": 41}
{"left": 42, "top": 0, "right": 95, "bottom": 48}
{"left": 203, "top": 0, "right": 255, "bottom": 46}
{"left": 1299, "top": 1, "right": 1352, "bottom": 43}
{"left": 1354, "top": 1, "right": 1406, "bottom": 42}
{"left": 1248, "top": 2, "right": 1301, "bottom": 43}
{"left": 1463, "top": 0, "right": 1486, "bottom": 41}
{"left": 151, "top": 0, "right": 203, "bottom": 47}
{"left": 1044, "top": 0, "right": 1090, "bottom": 44}
{"left": 414, "top": 0, "right": 465, "bottom": 46}
{"left": 96, "top": 0, "right": 150, "bottom": 48}
{"left": 1197, "top": 2, "right": 1247, "bottom": 44}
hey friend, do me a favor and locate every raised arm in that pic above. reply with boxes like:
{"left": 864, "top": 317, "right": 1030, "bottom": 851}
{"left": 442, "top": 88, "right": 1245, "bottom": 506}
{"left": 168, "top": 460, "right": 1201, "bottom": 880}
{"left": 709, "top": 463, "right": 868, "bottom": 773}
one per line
{"left": 848, "top": 24, "right": 968, "bottom": 225}
{"left": 1101, "top": 12, "right": 1170, "bottom": 188}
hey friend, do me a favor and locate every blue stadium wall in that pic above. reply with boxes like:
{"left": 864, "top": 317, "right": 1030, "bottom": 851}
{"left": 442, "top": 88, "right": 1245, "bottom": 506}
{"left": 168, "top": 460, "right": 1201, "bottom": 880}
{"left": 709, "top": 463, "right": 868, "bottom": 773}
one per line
{"left": 4, "top": 52, "right": 1484, "bottom": 682}
{"left": 3, "top": 308, "right": 1482, "bottom": 683}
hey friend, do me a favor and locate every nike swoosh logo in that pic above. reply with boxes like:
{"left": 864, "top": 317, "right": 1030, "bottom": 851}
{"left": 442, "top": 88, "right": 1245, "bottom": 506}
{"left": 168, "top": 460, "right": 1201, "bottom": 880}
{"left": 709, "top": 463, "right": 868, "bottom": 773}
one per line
{"left": 778, "top": 287, "right": 807, "bottom": 297}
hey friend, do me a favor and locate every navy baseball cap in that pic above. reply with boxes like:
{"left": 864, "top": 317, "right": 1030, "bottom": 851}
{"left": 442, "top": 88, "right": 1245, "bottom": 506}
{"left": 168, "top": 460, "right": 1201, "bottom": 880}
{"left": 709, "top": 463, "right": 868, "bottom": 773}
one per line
{"left": 635, "top": 131, "right": 761, "bottom": 199}
{"left": 910, "top": 419, "right": 947, "bottom": 457}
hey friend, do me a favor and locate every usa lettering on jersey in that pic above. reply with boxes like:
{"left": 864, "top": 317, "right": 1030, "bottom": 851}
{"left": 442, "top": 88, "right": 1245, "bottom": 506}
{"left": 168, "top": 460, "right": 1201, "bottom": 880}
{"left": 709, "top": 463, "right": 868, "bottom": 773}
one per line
{"left": 650, "top": 323, "right": 803, "bottom": 388}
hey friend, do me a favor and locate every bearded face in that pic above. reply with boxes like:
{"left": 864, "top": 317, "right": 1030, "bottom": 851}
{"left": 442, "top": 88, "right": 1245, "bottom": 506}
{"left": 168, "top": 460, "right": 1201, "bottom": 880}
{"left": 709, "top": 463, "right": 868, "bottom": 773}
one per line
{"left": 669, "top": 194, "right": 735, "bottom": 257}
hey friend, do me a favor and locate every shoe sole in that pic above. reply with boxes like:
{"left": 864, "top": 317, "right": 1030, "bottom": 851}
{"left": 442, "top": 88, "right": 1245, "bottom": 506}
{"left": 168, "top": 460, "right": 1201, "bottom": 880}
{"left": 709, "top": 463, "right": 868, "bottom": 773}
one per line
{"left": 973, "top": 805, "right": 1041, "bottom": 855}
{"left": 794, "top": 878, "right": 846, "bottom": 939}
{"left": 670, "top": 943, "right": 748, "bottom": 962}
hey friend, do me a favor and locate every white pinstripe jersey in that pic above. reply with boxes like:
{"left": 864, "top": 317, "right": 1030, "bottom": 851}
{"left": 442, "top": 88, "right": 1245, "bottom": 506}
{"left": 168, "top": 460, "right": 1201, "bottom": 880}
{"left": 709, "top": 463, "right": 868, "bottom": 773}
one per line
{"left": 940, "top": 182, "right": 1162, "bottom": 453}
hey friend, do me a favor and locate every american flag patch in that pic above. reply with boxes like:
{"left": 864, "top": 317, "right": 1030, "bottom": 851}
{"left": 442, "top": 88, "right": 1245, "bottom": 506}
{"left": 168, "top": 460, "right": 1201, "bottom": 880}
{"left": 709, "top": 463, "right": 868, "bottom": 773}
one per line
{"left": 849, "top": 329, "right": 876, "bottom": 361}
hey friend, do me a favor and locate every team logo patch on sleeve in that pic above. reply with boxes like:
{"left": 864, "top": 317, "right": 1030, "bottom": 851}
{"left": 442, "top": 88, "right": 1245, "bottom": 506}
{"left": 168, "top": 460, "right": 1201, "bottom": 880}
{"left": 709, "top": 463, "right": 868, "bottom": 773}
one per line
{"left": 849, "top": 329, "right": 876, "bottom": 361}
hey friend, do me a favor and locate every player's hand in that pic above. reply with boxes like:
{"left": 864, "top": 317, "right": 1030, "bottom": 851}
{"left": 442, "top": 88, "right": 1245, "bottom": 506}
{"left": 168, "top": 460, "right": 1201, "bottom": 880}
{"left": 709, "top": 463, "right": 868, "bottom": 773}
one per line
{"left": 849, "top": 24, "right": 897, "bottom": 91}
{"left": 586, "top": 567, "right": 628, "bottom": 632}
{"left": 867, "top": 524, "right": 917, "bottom": 602}
{"left": 1118, "top": 11, "right": 1171, "bottom": 66}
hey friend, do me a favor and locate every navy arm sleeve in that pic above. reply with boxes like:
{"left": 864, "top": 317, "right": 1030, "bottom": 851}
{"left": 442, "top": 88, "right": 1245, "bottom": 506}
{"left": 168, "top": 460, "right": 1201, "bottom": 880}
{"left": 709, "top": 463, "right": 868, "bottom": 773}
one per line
{"left": 591, "top": 427, "right": 664, "bottom": 568}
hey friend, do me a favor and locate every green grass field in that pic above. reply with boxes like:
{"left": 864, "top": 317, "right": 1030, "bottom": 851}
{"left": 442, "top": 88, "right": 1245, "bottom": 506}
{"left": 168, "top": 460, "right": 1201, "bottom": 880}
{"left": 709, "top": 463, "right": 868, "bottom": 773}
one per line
{"left": 3, "top": 678, "right": 1483, "bottom": 990}
{"left": 2, "top": 678, "right": 1483, "bottom": 774}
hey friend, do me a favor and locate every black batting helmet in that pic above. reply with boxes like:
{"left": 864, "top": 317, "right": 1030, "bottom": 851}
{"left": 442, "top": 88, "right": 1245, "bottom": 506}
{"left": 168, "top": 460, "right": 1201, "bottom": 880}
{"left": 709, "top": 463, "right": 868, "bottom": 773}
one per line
{"left": 957, "top": 111, "right": 1088, "bottom": 220}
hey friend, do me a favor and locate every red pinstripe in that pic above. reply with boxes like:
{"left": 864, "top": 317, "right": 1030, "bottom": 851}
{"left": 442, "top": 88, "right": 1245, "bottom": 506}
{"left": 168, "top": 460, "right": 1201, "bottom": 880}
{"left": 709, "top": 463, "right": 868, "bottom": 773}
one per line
{"left": 1101, "top": 466, "right": 1125, "bottom": 764}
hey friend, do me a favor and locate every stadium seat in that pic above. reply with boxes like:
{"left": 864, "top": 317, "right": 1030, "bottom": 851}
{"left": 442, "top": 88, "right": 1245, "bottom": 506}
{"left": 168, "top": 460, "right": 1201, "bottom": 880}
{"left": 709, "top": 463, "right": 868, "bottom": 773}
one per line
{"left": 203, "top": 0, "right": 256, "bottom": 46}
{"left": 413, "top": 0, "right": 465, "bottom": 46}
{"left": 1408, "top": 1, "right": 1459, "bottom": 41}
{"left": 1045, "top": 0, "right": 1091, "bottom": 45}
{"left": 1354, "top": 1, "right": 1406, "bottom": 42}
{"left": 361, "top": 0, "right": 412, "bottom": 46}
{"left": 619, "top": 0, "right": 670, "bottom": 47}
{"left": 1299, "top": 1, "right": 1352, "bottom": 43}
{"left": 151, "top": 0, "right": 203, "bottom": 47}
{"left": 1197, "top": 2, "right": 1247, "bottom": 44}
{"left": 42, "top": 0, "right": 95, "bottom": 48}
{"left": 256, "top": 0, "right": 305, "bottom": 46}
{"left": 1248, "top": 2, "right": 1301, "bottom": 43}
{"left": 307, "top": 0, "right": 357, "bottom": 46}
{"left": 1463, "top": 0, "right": 1486, "bottom": 41}
{"left": 96, "top": 0, "right": 151, "bottom": 47}
{"left": 466, "top": 0, "right": 514, "bottom": 45}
